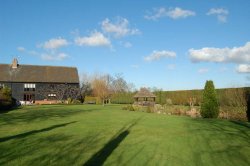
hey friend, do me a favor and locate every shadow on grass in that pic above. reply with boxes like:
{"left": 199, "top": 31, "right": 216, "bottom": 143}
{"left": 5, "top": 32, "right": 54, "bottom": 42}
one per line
{"left": 0, "top": 106, "right": 22, "bottom": 114}
{"left": 83, "top": 117, "right": 142, "bottom": 166}
{"left": 188, "top": 118, "right": 250, "bottom": 165}
{"left": 0, "top": 106, "right": 95, "bottom": 125}
{"left": 230, "top": 120, "right": 250, "bottom": 128}
{"left": 0, "top": 121, "right": 77, "bottom": 143}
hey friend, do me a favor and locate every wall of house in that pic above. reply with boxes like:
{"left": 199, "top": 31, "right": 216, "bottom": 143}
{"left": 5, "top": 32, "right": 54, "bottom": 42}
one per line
{"left": 0, "top": 82, "right": 79, "bottom": 102}
{"left": 35, "top": 83, "right": 80, "bottom": 101}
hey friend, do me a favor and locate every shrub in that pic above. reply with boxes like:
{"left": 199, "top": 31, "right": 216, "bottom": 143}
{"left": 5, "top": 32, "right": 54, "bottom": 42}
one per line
{"left": 111, "top": 92, "right": 134, "bottom": 104}
{"left": 201, "top": 80, "right": 219, "bottom": 118}
{"left": 72, "top": 99, "right": 82, "bottom": 104}
{"left": 246, "top": 91, "right": 250, "bottom": 122}
{"left": 0, "top": 86, "right": 14, "bottom": 110}
{"left": 146, "top": 106, "right": 154, "bottom": 113}
{"left": 122, "top": 105, "right": 135, "bottom": 111}
{"left": 84, "top": 96, "right": 98, "bottom": 104}
{"left": 67, "top": 98, "right": 73, "bottom": 104}
{"left": 166, "top": 98, "right": 173, "bottom": 105}
{"left": 129, "top": 105, "right": 135, "bottom": 111}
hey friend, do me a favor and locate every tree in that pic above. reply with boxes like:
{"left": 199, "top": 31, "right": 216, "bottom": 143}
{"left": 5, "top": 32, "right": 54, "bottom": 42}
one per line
{"left": 0, "top": 86, "right": 13, "bottom": 110}
{"left": 219, "top": 88, "right": 247, "bottom": 120}
{"left": 201, "top": 80, "right": 219, "bottom": 118}
{"left": 110, "top": 73, "right": 129, "bottom": 93}
{"left": 80, "top": 82, "right": 92, "bottom": 102}
{"left": 92, "top": 76, "right": 110, "bottom": 106}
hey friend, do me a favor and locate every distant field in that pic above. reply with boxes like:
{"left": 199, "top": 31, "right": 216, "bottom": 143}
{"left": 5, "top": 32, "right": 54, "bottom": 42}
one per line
{"left": 0, "top": 105, "right": 249, "bottom": 166}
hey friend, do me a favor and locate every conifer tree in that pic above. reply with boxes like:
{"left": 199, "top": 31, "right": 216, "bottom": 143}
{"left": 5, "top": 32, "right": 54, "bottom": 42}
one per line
{"left": 201, "top": 80, "right": 219, "bottom": 118}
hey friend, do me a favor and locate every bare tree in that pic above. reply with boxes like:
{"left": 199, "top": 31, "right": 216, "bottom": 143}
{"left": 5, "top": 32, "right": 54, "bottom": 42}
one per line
{"left": 110, "top": 73, "right": 129, "bottom": 93}
{"left": 188, "top": 97, "right": 196, "bottom": 111}
{"left": 92, "top": 76, "right": 110, "bottom": 106}
{"left": 80, "top": 72, "right": 93, "bottom": 102}
{"left": 220, "top": 88, "right": 247, "bottom": 120}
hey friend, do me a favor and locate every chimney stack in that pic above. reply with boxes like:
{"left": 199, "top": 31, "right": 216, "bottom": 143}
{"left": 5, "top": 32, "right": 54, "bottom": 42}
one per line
{"left": 12, "top": 58, "right": 18, "bottom": 69}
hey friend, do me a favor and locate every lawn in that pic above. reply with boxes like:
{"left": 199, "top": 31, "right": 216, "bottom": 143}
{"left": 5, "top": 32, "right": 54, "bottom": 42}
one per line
{"left": 0, "top": 105, "right": 249, "bottom": 166}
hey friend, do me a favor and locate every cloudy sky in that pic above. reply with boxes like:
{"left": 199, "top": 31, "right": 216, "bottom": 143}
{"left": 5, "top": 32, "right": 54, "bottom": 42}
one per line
{"left": 1, "top": 0, "right": 250, "bottom": 90}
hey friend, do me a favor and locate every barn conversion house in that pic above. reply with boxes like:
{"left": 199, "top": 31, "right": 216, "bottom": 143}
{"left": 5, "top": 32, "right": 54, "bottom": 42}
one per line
{"left": 0, "top": 59, "right": 80, "bottom": 104}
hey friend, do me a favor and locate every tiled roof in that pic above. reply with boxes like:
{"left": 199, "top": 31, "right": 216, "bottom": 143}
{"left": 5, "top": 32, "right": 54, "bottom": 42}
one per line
{"left": 134, "top": 88, "right": 156, "bottom": 98}
{"left": 0, "top": 64, "right": 79, "bottom": 83}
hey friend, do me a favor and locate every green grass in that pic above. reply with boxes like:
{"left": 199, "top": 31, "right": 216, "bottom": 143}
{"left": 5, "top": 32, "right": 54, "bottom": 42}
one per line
{"left": 0, "top": 105, "right": 249, "bottom": 166}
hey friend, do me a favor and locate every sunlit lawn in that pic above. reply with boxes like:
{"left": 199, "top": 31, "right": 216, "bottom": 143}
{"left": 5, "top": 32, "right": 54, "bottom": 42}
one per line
{"left": 0, "top": 104, "right": 249, "bottom": 166}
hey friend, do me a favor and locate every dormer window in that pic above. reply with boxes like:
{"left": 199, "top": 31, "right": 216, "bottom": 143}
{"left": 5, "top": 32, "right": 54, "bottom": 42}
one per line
{"left": 24, "top": 84, "right": 36, "bottom": 91}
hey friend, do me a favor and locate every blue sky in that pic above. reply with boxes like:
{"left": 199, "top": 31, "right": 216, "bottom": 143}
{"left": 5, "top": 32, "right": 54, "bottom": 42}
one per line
{"left": 1, "top": 0, "right": 250, "bottom": 90}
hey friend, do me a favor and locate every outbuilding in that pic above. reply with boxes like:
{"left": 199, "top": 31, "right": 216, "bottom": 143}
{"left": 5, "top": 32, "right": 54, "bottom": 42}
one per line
{"left": 134, "top": 88, "right": 156, "bottom": 106}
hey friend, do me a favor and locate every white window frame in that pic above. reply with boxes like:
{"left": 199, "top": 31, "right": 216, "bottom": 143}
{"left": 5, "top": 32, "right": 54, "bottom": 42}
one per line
{"left": 24, "top": 84, "right": 36, "bottom": 88}
{"left": 48, "top": 94, "right": 56, "bottom": 97}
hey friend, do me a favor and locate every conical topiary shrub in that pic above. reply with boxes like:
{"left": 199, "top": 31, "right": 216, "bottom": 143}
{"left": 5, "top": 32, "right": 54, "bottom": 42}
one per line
{"left": 201, "top": 80, "right": 219, "bottom": 118}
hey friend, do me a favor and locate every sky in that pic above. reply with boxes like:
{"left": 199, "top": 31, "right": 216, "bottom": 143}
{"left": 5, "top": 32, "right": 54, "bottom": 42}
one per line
{"left": 1, "top": 0, "right": 250, "bottom": 90}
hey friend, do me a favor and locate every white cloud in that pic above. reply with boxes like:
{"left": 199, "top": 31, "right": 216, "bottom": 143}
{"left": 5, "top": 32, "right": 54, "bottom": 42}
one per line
{"left": 131, "top": 64, "right": 139, "bottom": 69}
{"left": 41, "top": 52, "right": 68, "bottom": 61}
{"left": 207, "top": 8, "right": 229, "bottom": 23}
{"left": 75, "top": 31, "right": 111, "bottom": 47}
{"left": 167, "top": 7, "right": 196, "bottom": 19}
{"left": 144, "top": 7, "right": 168, "bottom": 20}
{"left": 101, "top": 17, "right": 140, "bottom": 38}
{"left": 236, "top": 64, "right": 250, "bottom": 73}
{"left": 41, "top": 37, "right": 69, "bottom": 49}
{"left": 167, "top": 64, "right": 176, "bottom": 70}
{"left": 145, "top": 7, "right": 195, "bottom": 20}
{"left": 120, "top": 41, "right": 132, "bottom": 48}
{"left": 189, "top": 42, "right": 250, "bottom": 64}
{"left": 198, "top": 68, "right": 209, "bottom": 74}
{"left": 144, "top": 50, "right": 176, "bottom": 61}
{"left": 17, "top": 46, "right": 39, "bottom": 56}
{"left": 207, "top": 8, "right": 228, "bottom": 15}
{"left": 17, "top": 46, "right": 25, "bottom": 52}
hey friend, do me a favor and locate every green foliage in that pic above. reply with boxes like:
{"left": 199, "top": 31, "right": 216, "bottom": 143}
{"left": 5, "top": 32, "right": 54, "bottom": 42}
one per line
{"left": 0, "top": 86, "right": 13, "bottom": 110}
{"left": 201, "top": 80, "right": 219, "bottom": 118}
{"left": 128, "top": 105, "right": 135, "bottom": 111}
{"left": 154, "top": 90, "right": 203, "bottom": 105}
{"left": 67, "top": 98, "right": 73, "bottom": 104}
{"left": 84, "top": 96, "right": 97, "bottom": 104}
{"left": 246, "top": 90, "right": 250, "bottom": 122}
{"left": 111, "top": 92, "right": 135, "bottom": 104}
{"left": 112, "top": 86, "right": 249, "bottom": 120}
{"left": 84, "top": 96, "right": 103, "bottom": 104}
{"left": 146, "top": 106, "right": 154, "bottom": 113}
{"left": 67, "top": 98, "right": 82, "bottom": 104}
{"left": 166, "top": 98, "right": 173, "bottom": 105}
{"left": 122, "top": 105, "right": 139, "bottom": 111}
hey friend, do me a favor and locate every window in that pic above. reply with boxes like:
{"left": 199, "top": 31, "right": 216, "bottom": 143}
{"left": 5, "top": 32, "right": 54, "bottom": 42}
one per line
{"left": 24, "top": 84, "right": 36, "bottom": 91}
{"left": 48, "top": 93, "right": 57, "bottom": 100}
{"left": 23, "top": 94, "right": 35, "bottom": 101}
{"left": 48, "top": 94, "right": 56, "bottom": 97}
{"left": 0, "top": 83, "right": 4, "bottom": 88}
